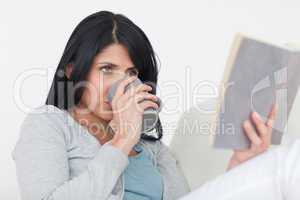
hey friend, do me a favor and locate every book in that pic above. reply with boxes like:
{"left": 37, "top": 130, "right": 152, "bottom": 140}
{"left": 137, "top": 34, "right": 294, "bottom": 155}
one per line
{"left": 212, "top": 33, "right": 300, "bottom": 150}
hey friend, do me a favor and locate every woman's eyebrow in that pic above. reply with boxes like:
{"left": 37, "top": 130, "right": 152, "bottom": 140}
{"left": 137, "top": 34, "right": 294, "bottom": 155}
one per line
{"left": 96, "top": 62, "right": 119, "bottom": 68}
{"left": 97, "top": 62, "right": 136, "bottom": 70}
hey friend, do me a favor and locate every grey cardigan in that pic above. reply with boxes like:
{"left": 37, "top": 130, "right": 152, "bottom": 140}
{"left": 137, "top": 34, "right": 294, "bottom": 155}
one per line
{"left": 12, "top": 105, "right": 190, "bottom": 200}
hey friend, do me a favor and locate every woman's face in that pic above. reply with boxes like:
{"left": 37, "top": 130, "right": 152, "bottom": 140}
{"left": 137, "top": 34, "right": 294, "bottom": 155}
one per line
{"left": 72, "top": 43, "right": 138, "bottom": 122}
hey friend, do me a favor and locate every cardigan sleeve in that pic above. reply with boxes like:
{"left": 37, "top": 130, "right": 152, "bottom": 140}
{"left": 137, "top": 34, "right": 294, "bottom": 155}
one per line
{"left": 12, "top": 112, "right": 129, "bottom": 200}
{"left": 156, "top": 140, "right": 191, "bottom": 200}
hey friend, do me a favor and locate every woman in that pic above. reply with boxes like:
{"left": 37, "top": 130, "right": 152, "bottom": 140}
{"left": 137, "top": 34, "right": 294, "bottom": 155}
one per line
{"left": 12, "top": 11, "right": 277, "bottom": 200}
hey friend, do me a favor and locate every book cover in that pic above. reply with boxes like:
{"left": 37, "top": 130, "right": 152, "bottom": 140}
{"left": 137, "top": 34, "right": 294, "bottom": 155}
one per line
{"left": 212, "top": 34, "right": 300, "bottom": 149}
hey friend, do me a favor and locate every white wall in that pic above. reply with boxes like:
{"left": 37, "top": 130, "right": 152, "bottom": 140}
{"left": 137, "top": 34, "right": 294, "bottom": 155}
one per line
{"left": 2, "top": 0, "right": 300, "bottom": 199}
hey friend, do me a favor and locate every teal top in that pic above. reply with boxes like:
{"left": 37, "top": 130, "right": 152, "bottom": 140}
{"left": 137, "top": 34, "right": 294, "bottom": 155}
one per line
{"left": 123, "top": 143, "right": 163, "bottom": 200}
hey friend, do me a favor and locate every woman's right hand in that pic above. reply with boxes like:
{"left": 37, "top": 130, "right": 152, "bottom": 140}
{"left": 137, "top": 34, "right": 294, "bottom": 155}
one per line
{"left": 108, "top": 76, "right": 159, "bottom": 155}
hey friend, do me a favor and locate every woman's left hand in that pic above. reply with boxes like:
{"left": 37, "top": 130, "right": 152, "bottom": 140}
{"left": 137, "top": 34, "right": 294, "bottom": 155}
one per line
{"left": 227, "top": 104, "right": 277, "bottom": 171}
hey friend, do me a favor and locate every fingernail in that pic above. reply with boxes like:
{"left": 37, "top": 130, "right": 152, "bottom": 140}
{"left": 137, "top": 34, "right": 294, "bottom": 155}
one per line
{"left": 253, "top": 112, "right": 261, "bottom": 120}
{"left": 243, "top": 120, "right": 250, "bottom": 127}
{"left": 267, "top": 120, "right": 273, "bottom": 127}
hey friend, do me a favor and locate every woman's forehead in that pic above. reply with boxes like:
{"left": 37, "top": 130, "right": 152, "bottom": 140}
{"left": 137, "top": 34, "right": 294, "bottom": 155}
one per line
{"left": 93, "top": 43, "right": 134, "bottom": 69}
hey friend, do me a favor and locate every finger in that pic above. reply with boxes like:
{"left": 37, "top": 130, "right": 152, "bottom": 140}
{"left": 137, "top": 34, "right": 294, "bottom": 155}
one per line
{"left": 137, "top": 100, "right": 159, "bottom": 112}
{"left": 114, "top": 76, "right": 138, "bottom": 100}
{"left": 251, "top": 111, "right": 268, "bottom": 137}
{"left": 132, "top": 92, "right": 158, "bottom": 104}
{"left": 133, "top": 83, "right": 153, "bottom": 93}
{"left": 243, "top": 120, "right": 262, "bottom": 147}
{"left": 124, "top": 84, "right": 153, "bottom": 99}
{"left": 266, "top": 103, "right": 277, "bottom": 129}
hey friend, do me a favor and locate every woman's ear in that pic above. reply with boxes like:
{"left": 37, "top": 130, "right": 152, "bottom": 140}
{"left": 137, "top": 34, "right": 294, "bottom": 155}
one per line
{"left": 65, "top": 63, "right": 73, "bottom": 79}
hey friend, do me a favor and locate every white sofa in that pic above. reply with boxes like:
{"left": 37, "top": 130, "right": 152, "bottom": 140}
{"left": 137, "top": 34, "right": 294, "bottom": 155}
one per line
{"left": 169, "top": 94, "right": 300, "bottom": 190}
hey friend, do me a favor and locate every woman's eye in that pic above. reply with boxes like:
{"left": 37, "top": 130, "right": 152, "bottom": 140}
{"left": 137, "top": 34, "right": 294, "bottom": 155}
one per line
{"left": 99, "top": 66, "right": 113, "bottom": 74}
{"left": 128, "top": 68, "right": 139, "bottom": 76}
